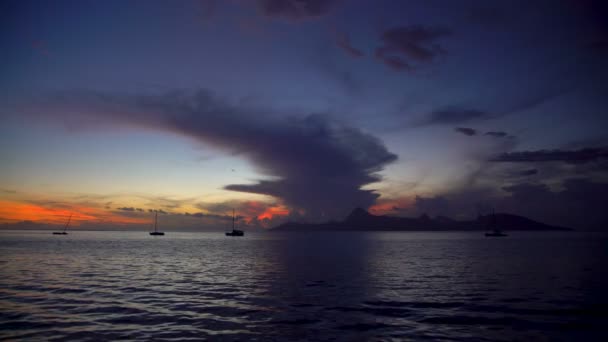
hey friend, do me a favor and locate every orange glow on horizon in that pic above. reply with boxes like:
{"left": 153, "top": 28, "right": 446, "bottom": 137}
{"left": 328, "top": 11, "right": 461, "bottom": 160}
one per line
{"left": 368, "top": 198, "right": 414, "bottom": 216}
{"left": 257, "top": 205, "right": 290, "bottom": 220}
{"left": 235, "top": 201, "right": 290, "bottom": 221}
{"left": 0, "top": 200, "right": 149, "bottom": 226}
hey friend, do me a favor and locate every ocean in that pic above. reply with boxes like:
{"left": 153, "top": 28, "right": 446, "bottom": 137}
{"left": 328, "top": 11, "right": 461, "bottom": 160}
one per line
{"left": 1, "top": 230, "right": 607, "bottom": 341}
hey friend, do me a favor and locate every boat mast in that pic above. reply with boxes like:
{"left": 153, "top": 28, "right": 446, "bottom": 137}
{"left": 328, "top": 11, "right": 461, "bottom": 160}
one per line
{"left": 154, "top": 211, "right": 158, "bottom": 233}
{"left": 63, "top": 214, "right": 72, "bottom": 233}
{"left": 232, "top": 209, "right": 235, "bottom": 231}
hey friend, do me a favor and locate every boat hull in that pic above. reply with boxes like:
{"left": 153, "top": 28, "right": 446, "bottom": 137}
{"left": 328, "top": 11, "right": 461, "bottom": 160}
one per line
{"left": 149, "top": 232, "right": 165, "bottom": 236}
{"left": 52, "top": 232, "right": 68, "bottom": 235}
{"left": 225, "top": 230, "right": 244, "bottom": 237}
{"left": 485, "top": 233, "right": 508, "bottom": 237}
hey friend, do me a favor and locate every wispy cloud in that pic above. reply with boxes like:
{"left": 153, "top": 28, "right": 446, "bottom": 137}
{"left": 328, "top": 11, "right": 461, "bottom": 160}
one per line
{"left": 256, "top": 0, "right": 337, "bottom": 21}
{"left": 424, "top": 108, "right": 490, "bottom": 125}
{"left": 517, "top": 169, "right": 539, "bottom": 176}
{"left": 454, "top": 127, "right": 477, "bottom": 136}
{"left": 490, "top": 147, "right": 608, "bottom": 164}
{"left": 485, "top": 131, "right": 508, "bottom": 138}
{"left": 375, "top": 26, "right": 451, "bottom": 71}
{"left": 334, "top": 30, "right": 364, "bottom": 58}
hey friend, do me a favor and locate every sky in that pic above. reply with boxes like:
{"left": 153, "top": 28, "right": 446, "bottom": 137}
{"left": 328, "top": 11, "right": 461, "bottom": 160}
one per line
{"left": 1, "top": 0, "right": 607, "bottom": 230}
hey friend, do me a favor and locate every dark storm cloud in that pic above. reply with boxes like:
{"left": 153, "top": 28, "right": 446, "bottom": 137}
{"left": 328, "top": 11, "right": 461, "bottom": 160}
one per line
{"left": 27, "top": 89, "right": 397, "bottom": 221}
{"left": 454, "top": 127, "right": 477, "bottom": 136}
{"left": 485, "top": 131, "right": 508, "bottom": 138}
{"left": 490, "top": 147, "right": 608, "bottom": 164}
{"left": 334, "top": 30, "right": 364, "bottom": 58}
{"left": 375, "top": 26, "right": 451, "bottom": 71}
{"left": 218, "top": 113, "right": 398, "bottom": 220}
{"left": 256, "top": 0, "right": 336, "bottom": 21}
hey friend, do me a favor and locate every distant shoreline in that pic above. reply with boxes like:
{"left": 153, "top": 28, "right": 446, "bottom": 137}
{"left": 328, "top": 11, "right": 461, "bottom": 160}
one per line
{"left": 272, "top": 208, "right": 574, "bottom": 232}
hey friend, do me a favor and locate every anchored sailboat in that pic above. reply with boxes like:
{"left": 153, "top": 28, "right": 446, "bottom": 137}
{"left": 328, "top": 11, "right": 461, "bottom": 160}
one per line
{"left": 485, "top": 209, "right": 507, "bottom": 237}
{"left": 52, "top": 214, "right": 71, "bottom": 235}
{"left": 225, "top": 209, "right": 244, "bottom": 236}
{"left": 149, "top": 211, "right": 165, "bottom": 236}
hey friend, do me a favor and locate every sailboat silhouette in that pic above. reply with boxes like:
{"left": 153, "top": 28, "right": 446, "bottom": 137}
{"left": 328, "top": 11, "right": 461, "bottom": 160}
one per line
{"left": 149, "top": 211, "right": 165, "bottom": 236}
{"left": 53, "top": 214, "right": 71, "bottom": 235}
{"left": 225, "top": 209, "right": 244, "bottom": 236}
{"left": 485, "top": 209, "right": 507, "bottom": 237}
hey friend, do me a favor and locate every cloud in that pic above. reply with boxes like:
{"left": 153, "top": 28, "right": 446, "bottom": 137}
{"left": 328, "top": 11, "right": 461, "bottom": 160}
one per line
{"left": 375, "top": 26, "right": 450, "bottom": 71}
{"left": 407, "top": 177, "right": 608, "bottom": 230}
{"left": 485, "top": 131, "right": 508, "bottom": 138}
{"left": 256, "top": 0, "right": 336, "bottom": 21}
{"left": 424, "top": 107, "right": 491, "bottom": 125}
{"left": 517, "top": 169, "right": 539, "bottom": 176}
{"left": 452, "top": 128, "right": 512, "bottom": 138}
{"left": 148, "top": 209, "right": 168, "bottom": 214}
{"left": 490, "top": 147, "right": 608, "bottom": 164}
{"left": 500, "top": 178, "right": 608, "bottom": 230}
{"left": 418, "top": 76, "right": 569, "bottom": 127}
{"left": 454, "top": 127, "right": 477, "bottom": 136}
{"left": 23, "top": 89, "right": 397, "bottom": 221}
{"left": 334, "top": 30, "right": 364, "bottom": 58}
{"left": 0, "top": 199, "right": 148, "bottom": 226}
{"left": 185, "top": 211, "right": 232, "bottom": 221}
{"left": 116, "top": 206, "right": 145, "bottom": 212}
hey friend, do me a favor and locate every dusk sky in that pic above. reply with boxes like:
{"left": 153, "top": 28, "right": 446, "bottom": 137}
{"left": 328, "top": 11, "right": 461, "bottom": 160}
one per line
{"left": 1, "top": 0, "right": 607, "bottom": 230}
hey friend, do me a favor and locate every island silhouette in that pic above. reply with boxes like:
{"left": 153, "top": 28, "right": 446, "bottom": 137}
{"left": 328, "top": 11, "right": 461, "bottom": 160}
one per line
{"left": 272, "top": 208, "right": 572, "bottom": 231}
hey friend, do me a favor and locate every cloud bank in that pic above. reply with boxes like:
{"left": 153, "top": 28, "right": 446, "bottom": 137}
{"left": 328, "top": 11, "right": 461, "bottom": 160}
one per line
{"left": 410, "top": 177, "right": 608, "bottom": 230}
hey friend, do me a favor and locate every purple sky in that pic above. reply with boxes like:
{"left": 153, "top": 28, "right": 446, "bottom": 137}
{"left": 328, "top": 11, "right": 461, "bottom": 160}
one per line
{"left": 1, "top": 0, "right": 607, "bottom": 230}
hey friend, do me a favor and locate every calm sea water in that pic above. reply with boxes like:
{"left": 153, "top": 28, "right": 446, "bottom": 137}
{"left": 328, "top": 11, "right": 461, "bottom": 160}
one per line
{"left": 1, "top": 230, "right": 607, "bottom": 341}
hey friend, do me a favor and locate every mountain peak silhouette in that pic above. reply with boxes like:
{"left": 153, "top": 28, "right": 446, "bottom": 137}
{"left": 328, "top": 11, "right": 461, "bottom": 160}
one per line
{"left": 273, "top": 208, "right": 572, "bottom": 231}
{"left": 345, "top": 207, "right": 372, "bottom": 221}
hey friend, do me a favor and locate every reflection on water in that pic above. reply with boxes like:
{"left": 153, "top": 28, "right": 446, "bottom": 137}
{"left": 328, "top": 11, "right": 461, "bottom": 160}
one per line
{"left": 0, "top": 230, "right": 607, "bottom": 340}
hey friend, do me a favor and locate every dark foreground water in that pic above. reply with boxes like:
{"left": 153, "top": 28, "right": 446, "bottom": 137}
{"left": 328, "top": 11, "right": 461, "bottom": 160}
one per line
{"left": 1, "top": 230, "right": 607, "bottom": 341}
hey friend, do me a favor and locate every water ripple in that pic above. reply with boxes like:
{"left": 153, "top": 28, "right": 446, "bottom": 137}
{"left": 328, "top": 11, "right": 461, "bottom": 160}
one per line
{"left": 1, "top": 230, "right": 606, "bottom": 340}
